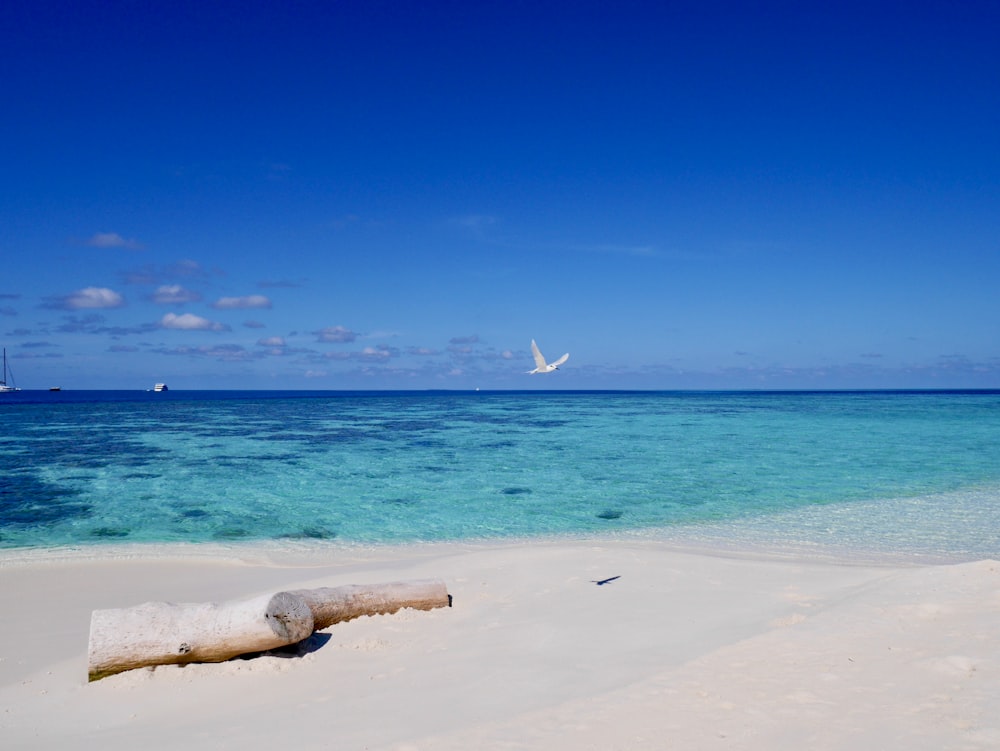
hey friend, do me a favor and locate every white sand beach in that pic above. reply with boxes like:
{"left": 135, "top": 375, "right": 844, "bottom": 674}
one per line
{"left": 2, "top": 539, "right": 998, "bottom": 750}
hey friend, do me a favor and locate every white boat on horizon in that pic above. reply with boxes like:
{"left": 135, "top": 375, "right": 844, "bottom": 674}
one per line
{"left": 153, "top": 383, "right": 168, "bottom": 392}
{"left": 1, "top": 348, "right": 19, "bottom": 393}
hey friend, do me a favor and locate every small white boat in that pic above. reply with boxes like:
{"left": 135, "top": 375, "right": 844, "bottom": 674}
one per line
{"left": 1, "top": 348, "right": 19, "bottom": 393}
{"left": 153, "top": 383, "right": 169, "bottom": 392}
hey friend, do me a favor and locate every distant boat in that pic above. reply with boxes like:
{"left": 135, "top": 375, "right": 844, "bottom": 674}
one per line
{"left": 0, "top": 348, "right": 19, "bottom": 393}
{"left": 49, "top": 386, "right": 61, "bottom": 392}
{"left": 153, "top": 383, "right": 169, "bottom": 392}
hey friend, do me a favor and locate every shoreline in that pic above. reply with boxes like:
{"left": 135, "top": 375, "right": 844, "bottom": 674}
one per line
{"left": 6, "top": 480, "right": 999, "bottom": 568}
{"left": 2, "top": 536, "right": 999, "bottom": 749}
{"left": 0, "top": 520, "right": 982, "bottom": 569}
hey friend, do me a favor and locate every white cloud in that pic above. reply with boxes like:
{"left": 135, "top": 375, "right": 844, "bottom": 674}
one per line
{"left": 151, "top": 285, "right": 201, "bottom": 304}
{"left": 315, "top": 325, "right": 358, "bottom": 343}
{"left": 359, "top": 345, "right": 393, "bottom": 361}
{"left": 63, "top": 287, "right": 125, "bottom": 309}
{"left": 160, "top": 312, "right": 229, "bottom": 331}
{"left": 319, "top": 344, "right": 398, "bottom": 362}
{"left": 211, "top": 295, "right": 272, "bottom": 310}
{"left": 257, "top": 336, "right": 286, "bottom": 347}
{"left": 86, "top": 232, "right": 143, "bottom": 250}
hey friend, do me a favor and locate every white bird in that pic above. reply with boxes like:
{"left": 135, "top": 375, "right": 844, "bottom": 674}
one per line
{"left": 527, "top": 339, "right": 569, "bottom": 374}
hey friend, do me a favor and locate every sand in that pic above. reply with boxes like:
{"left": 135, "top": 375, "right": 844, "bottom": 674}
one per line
{"left": 2, "top": 538, "right": 999, "bottom": 750}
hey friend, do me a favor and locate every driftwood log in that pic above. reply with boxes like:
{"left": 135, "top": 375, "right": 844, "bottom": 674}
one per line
{"left": 290, "top": 578, "right": 451, "bottom": 630}
{"left": 87, "top": 579, "right": 451, "bottom": 681}
{"left": 88, "top": 591, "right": 314, "bottom": 681}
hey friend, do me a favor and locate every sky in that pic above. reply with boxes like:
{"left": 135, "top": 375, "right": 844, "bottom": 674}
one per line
{"left": 2, "top": 0, "right": 998, "bottom": 390}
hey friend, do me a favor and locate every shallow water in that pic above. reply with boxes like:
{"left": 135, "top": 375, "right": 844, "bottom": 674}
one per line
{"left": 2, "top": 390, "right": 999, "bottom": 559}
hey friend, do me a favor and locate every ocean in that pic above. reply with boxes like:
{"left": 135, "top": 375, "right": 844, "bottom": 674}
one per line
{"left": 2, "top": 390, "right": 999, "bottom": 561}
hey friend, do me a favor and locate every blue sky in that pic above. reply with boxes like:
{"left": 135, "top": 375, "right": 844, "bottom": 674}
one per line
{"left": 2, "top": 0, "right": 998, "bottom": 390}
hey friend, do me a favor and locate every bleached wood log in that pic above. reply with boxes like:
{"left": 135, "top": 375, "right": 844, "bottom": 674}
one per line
{"left": 88, "top": 591, "right": 314, "bottom": 682}
{"left": 87, "top": 579, "right": 451, "bottom": 682}
{"left": 290, "top": 578, "right": 451, "bottom": 630}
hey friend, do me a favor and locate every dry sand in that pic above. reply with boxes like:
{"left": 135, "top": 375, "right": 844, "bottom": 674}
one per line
{"left": 2, "top": 538, "right": 998, "bottom": 750}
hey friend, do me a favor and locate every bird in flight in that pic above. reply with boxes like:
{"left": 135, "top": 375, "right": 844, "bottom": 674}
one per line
{"left": 527, "top": 339, "right": 569, "bottom": 374}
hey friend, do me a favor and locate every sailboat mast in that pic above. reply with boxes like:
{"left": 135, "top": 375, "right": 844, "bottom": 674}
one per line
{"left": 1, "top": 347, "right": 14, "bottom": 390}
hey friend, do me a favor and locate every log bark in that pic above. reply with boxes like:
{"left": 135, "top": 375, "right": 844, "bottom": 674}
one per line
{"left": 88, "top": 591, "right": 314, "bottom": 681}
{"left": 290, "top": 578, "right": 451, "bottom": 630}
{"left": 86, "top": 579, "right": 451, "bottom": 682}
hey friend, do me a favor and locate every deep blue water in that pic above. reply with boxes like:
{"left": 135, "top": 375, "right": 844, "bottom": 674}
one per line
{"left": 2, "top": 390, "right": 1000, "bottom": 559}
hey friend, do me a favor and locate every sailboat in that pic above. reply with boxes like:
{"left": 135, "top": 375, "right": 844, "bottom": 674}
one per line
{"left": 1, "top": 348, "right": 19, "bottom": 392}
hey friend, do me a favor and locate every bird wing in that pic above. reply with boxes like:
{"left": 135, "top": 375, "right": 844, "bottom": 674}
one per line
{"left": 551, "top": 352, "right": 569, "bottom": 368}
{"left": 530, "top": 339, "right": 548, "bottom": 369}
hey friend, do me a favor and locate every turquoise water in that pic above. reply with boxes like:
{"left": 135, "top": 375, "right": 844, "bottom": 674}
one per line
{"left": 2, "top": 390, "right": 1000, "bottom": 559}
